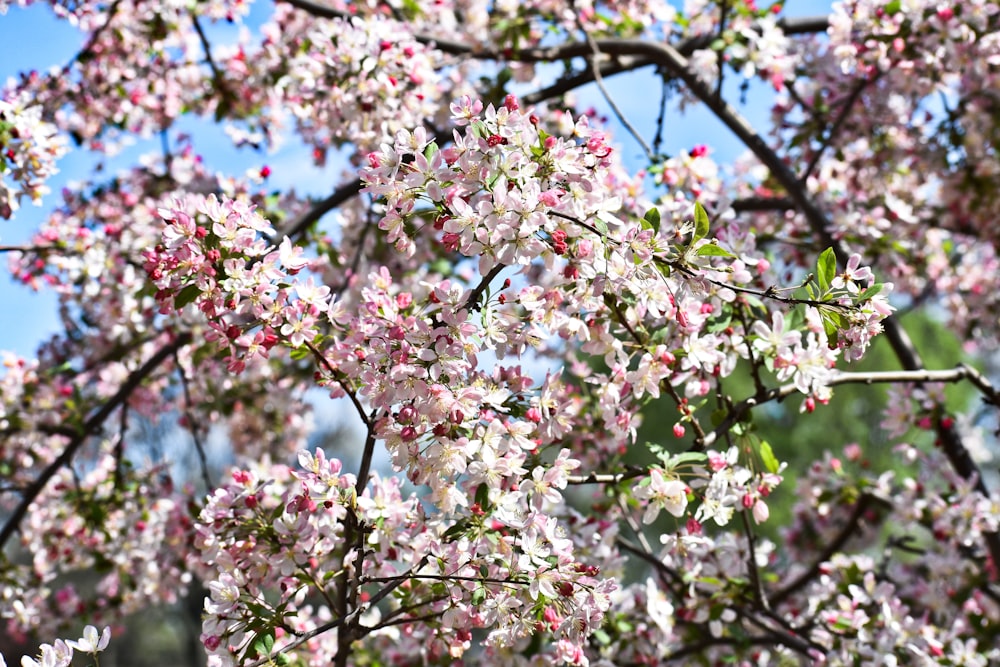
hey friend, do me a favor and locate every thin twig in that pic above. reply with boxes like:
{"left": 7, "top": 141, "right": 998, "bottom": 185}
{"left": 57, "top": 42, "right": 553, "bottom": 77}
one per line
{"left": 460, "top": 263, "right": 506, "bottom": 313}
{"left": 771, "top": 493, "right": 890, "bottom": 605}
{"left": 578, "top": 20, "right": 653, "bottom": 160}
{"left": 740, "top": 509, "right": 770, "bottom": 611}
{"left": 173, "top": 347, "right": 214, "bottom": 492}
{"left": 800, "top": 76, "right": 875, "bottom": 183}
{"left": 0, "top": 244, "right": 61, "bottom": 254}
{"left": 305, "top": 340, "right": 372, "bottom": 429}
{"left": 190, "top": 13, "right": 230, "bottom": 102}
{"left": 566, "top": 468, "right": 644, "bottom": 485}
{"left": 272, "top": 178, "right": 363, "bottom": 243}
{"left": 0, "top": 333, "right": 191, "bottom": 551}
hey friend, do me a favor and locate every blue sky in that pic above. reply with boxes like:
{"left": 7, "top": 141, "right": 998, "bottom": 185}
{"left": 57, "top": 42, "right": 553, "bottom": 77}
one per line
{"left": 0, "top": 0, "right": 832, "bottom": 357}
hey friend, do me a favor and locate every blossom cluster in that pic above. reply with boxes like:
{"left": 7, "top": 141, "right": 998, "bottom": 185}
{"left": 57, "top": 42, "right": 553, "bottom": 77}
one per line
{"left": 1, "top": 452, "right": 191, "bottom": 638}
{"left": 635, "top": 446, "right": 782, "bottom": 528}
{"left": 1, "top": 625, "right": 110, "bottom": 667}
{"left": 0, "top": 91, "right": 65, "bottom": 219}
{"left": 239, "top": 8, "right": 451, "bottom": 159}
{"left": 3, "top": 0, "right": 1000, "bottom": 664}
{"left": 195, "top": 448, "right": 615, "bottom": 666}
{"left": 763, "top": 0, "right": 1000, "bottom": 348}
{"left": 143, "top": 194, "right": 324, "bottom": 374}
{"left": 362, "top": 95, "right": 891, "bottom": 406}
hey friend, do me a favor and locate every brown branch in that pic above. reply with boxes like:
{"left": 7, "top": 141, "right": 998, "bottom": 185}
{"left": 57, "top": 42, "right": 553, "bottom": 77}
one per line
{"left": 461, "top": 263, "right": 506, "bottom": 313}
{"left": 191, "top": 14, "right": 226, "bottom": 91}
{"left": 615, "top": 536, "right": 685, "bottom": 596}
{"left": 272, "top": 178, "right": 364, "bottom": 243}
{"left": 173, "top": 347, "right": 214, "bottom": 492}
{"left": 770, "top": 493, "right": 891, "bottom": 606}
{"left": 779, "top": 16, "right": 831, "bottom": 35}
{"left": 731, "top": 197, "right": 796, "bottom": 213}
{"left": 827, "top": 365, "right": 1000, "bottom": 405}
{"left": 0, "top": 332, "right": 191, "bottom": 552}
{"left": 566, "top": 468, "right": 644, "bottom": 485}
{"left": 738, "top": 608, "right": 824, "bottom": 658}
{"left": 305, "top": 340, "right": 372, "bottom": 429}
{"left": 740, "top": 510, "right": 770, "bottom": 611}
{"left": 0, "top": 244, "right": 62, "bottom": 254}
{"left": 800, "top": 75, "right": 876, "bottom": 182}
{"left": 697, "top": 366, "right": 1000, "bottom": 450}
{"left": 578, "top": 20, "right": 652, "bottom": 160}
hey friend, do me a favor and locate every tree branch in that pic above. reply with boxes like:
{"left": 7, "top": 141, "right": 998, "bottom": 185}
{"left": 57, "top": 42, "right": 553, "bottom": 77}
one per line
{"left": 272, "top": 177, "right": 364, "bottom": 243}
{"left": 770, "top": 493, "right": 891, "bottom": 606}
{"left": 461, "top": 263, "right": 506, "bottom": 313}
{"left": 800, "top": 75, "right": 876, "bottom": 183}
{"left": 0, "top": 332, "right": 191, "bottom": 552}
{"left": 698, "top": 365, "right": 1000, "bottom": 450}
{"left": 730, "top": 197, "right": 796, "bottom": 213}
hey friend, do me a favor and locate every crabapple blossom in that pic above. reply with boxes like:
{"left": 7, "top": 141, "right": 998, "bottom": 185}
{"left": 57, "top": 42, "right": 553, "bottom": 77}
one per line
{"left": 1, "top": 0, "right": 999, "bottom": 665}
{"left": 0, "top": 91, "right": 65, "bottom": 219}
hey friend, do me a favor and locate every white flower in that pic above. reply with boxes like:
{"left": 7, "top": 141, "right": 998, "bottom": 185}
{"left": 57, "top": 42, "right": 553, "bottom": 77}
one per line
{"left": 634, "top": 469, "right": 689, "bottom": 524}
{"left": 67, "top": 625, "right": 111, "bottom": 654}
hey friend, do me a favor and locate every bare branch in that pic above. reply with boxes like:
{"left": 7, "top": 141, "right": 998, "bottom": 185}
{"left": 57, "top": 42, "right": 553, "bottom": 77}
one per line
{"left": 566, "top": 469, "right": 644, "bottom": 485}
{"left": 731, "top": 197, "right": 796, "bottom": 213}
{"left": 698, "top": 365, "right": 1000, "bottom": 450}
{"left": 461, "top": 263, "right": 506, "bottom": 313}
{"left": 0, "top": 333, "right": 191, "bottom": 552}
{"left": 272, "top": 178, "right": 364, "bottom": 243}
{"left": 801, "top": 75, "right": 877, "bottom": 182}
{"left": 173, "top": 347, "right": 214, "bottom": 492}
{"left": 578, "top": 22, "right": 653, "bottom": 160}
{"left": 771, "top": 493, "right": 892, "bottom": 605}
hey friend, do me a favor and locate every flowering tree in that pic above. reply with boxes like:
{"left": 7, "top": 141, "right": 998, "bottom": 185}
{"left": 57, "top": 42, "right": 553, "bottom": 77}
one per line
{"left": 2, "top": 0, "right": 1000, "bottom": 664}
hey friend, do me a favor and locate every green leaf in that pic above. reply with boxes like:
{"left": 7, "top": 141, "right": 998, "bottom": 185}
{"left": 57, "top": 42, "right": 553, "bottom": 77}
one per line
{"left": 430, "top": 258, "right": 453, "bottom": 276}
{"left": 759, "top": 440, "right": 780, "bottom": 474}
{"left": 423, "top": 141, "right": 439, "bottom": 159}
{"left": 885, "top": 0, "right": 901, "bottom": 14}
{"left": 174, "top": 283, "right": 202, "bottom": 310}
{"left": 442, "top": 518, "right": 471, "bottom": 542}
{"left": 822, "top": 313, "right": 842, "bottom": 342}
{"left": 615, "top": 618, "right": 634, "bottom": 633}
{"left": 666, "top": 451, "right": 708, "bottom": 468}
{"left": 594, "top": 217, "right": 610, "bottom": 236}
{"left": 470, "top": 119, "right": 488, "bottom": 139}
{"left": 706, "top": 311, "right": 733, "bottom": 333}
{"left": 856, "top": 282, "right": 884, "bottom": 301}
{"left": 693, "top": 202, "right": 710, "bottom": 244}
{"left": 475, "top": 483, "right": 490, "bottom": 511}
{"left": 642, "top": 207, "right": 661, "bottom": 234}
{"left": 250, "top": 631, "right": 275, "bottom": 659}
{"left": 816, "top": 247, "right": 836, "bottom": 293}
{"left": 696, "top": 243, "right": 735, "bottom": 258}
